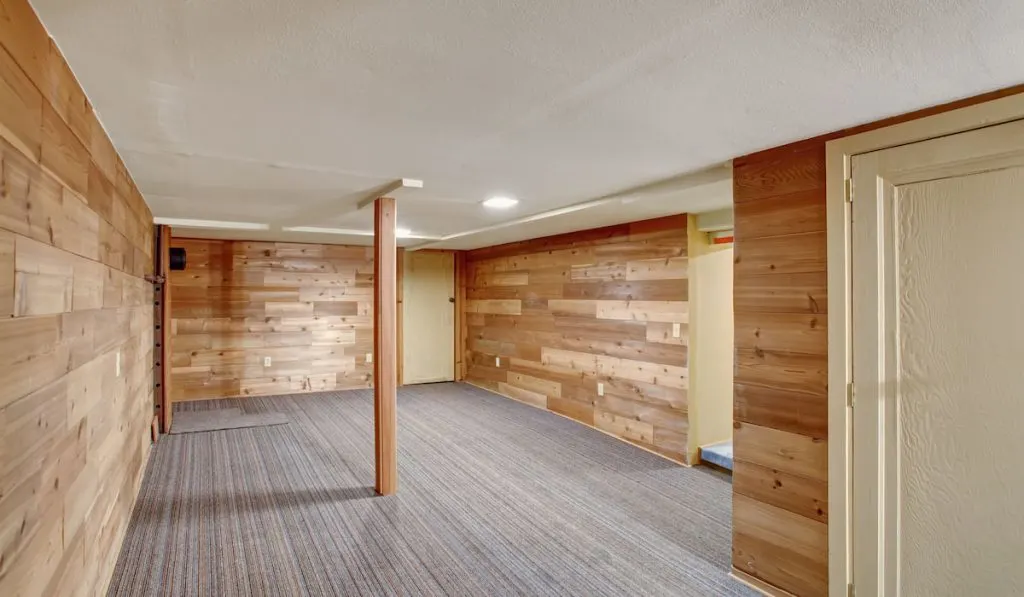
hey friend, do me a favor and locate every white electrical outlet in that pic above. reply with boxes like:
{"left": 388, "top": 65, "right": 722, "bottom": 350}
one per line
{"left": 366, "top": 352, "right": 373, "bottom": 363}
{"left": 597, "top": 382, "right": 604, "bottom": 397}
{"left": 672, "top": 323, "right": 681, "bottom": 338}
{"left": 264, "top": 356, "right": 272, "bottom": 367}
{"left": 115, "top": 351, "right": 121, "bottom": 377}
{"left": 495, "top": 356, "right": 501, "bottom": 367}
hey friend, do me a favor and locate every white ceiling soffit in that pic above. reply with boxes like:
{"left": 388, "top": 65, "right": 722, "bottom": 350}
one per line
{"left": 31, "top": 0, "right": 1024, "bottom": 249}
{"left": 167, "top": 227, "right": 426, "bottom": 248}
{"left": 413, "top": 165, "right": 732, "bottom": 250}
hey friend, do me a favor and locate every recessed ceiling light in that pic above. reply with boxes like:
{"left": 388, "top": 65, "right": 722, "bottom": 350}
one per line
{"left": 482, "top": 196, "right": 518, "bottom": 209}
{"left": 395, "top": 227, "right": 412, "bottom": 238}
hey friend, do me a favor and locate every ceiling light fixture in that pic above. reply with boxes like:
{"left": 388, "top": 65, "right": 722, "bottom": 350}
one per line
{"left": 153, "top": 217, "right": 270, "bottom": 231}
{"left": 395, "top": 227, "right": 412, "bottom": 238}
{"left": 482, "top": 196, "right": 518, "bottom": 209}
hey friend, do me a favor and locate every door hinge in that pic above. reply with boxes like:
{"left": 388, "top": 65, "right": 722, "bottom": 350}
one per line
{"left": 847, "top": 382, "right": 855, "bottom": 408}
{"left": 845, "top": 178, "right": 854, "bottom": 203}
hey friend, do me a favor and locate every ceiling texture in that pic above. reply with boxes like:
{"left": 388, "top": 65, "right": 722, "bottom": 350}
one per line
{"left": 30, "top": 0, "right": 1024, "bottom": 248}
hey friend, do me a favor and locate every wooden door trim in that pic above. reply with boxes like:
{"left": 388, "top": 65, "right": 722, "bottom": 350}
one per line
{"left": 825, "top": 91, "right": 1024, "bottom": 596}
{"left": 397, "top": 247, "right": 404, "bottom": 386}
{"left": 454, "top": 251, "right": 467, "bottom": 381}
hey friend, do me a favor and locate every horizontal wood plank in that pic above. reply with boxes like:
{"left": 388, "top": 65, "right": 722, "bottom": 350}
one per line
{"left": 734, "top": 422, "right": 827, "bottom": 482}
{"left": 466, "top": 299, "right": 522, "bottom": 315}
{"left": 170, "top": 238, "right": 376, "bottom": 402}
{"left": 734, "top": 145, "right": 824, "bottom": 204}
{"left": 734, "top": 189, "right": 826, "bottom": 240}
{"left": 734, "top": 311, "right": 827, "bottom": 356}
{"left": 496, "top": 381, "right": 547, "bottom": 408}
{"left": 733, "top": 494, "right": 828, "bottom": 597}
{"left": 734, "top": 271, "right": 827, "bottom": 314}
{"left": 735, "top": 347, "right": 826, "bottom": 396}
{"left": 734, "top": 382, "right": 827, "bottom": 439}
{"left": 734, "top": 231, "right": 827, "bottom": 277}
{"left": 733, "top": 460, "right": 828, "bottom": 523}
{"left": 0, "top": 5, "right": 156, "bottom": 594}
{"left": 464, "top": 216, "right": 690, "bottom": 462}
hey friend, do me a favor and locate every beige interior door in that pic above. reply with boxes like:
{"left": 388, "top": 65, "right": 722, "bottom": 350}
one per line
{"left": 851, "top": 118, "right": 1024, "bottom": 596}
{"left": 402, "top": 251, "right": 455, "bottom": 384}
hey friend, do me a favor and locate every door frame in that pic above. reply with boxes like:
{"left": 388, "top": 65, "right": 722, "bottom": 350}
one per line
{"left": 825, "top": 92, "right": 1024, "bottom": 597}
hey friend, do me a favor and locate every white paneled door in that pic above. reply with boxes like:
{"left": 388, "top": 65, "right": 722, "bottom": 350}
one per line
{"left": 851, "top": 119, "right": 1024, "bottom": 596}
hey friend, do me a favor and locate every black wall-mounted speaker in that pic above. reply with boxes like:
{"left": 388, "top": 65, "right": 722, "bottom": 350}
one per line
{"left": 169, "top": 247, "right": 187, "bottom": 271}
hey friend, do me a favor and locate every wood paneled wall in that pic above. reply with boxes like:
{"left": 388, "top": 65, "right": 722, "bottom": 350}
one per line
{"left": 0, "top": 1, "right": 156, "bottom": 594}
{"left": 730, "top": 86, "right": 1024, "bottom": 597}
{"left": 732, "top": 144, "right": 830, "bottom": 597}
{"left": 169, "top": 238, "right": 375, "bottom": 401}
{"left": 463, "top": 215, "right": 690, "bottom": 462}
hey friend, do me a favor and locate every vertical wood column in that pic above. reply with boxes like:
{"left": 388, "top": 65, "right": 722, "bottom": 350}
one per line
{"left": 373, "top": 197, "right": 398, "bottom": 495}
{"left": 159, "top": 226, "right": 173, "bottom": 432}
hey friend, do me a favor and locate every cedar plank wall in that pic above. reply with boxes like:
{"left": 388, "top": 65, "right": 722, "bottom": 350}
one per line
{"left": 0, "top": 1, "right": 156, "bottom": 595}
{"left": 170, "top": 238, "right": 375, "bottom": 401}
{"left": 463, "top": 215, "right": 691, "bottom": 462}
{"left": 730, "top": 86, "right": 1024, "bottom": 597}
{"left": 731, "top": 144, "right": 830, "bottom": 597}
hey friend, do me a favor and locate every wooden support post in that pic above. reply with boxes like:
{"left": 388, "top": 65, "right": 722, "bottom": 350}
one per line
{"left": 373, "top": 197, "right": 398, "bottom": 495}
{"left": 159, "top": 225, "right": 173, "bottom": 433}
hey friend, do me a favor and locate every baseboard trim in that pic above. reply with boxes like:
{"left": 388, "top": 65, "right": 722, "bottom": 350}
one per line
{"left": 462, "top": 380, "right": 690, "bottom": 467}
{"left": 730, "top": 568, "right": 798, "bottom": 597}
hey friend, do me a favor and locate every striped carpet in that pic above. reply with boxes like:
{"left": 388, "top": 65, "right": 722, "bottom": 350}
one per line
{"left": 168, "top": 407, "right": 290, "bottom": 434}
{"left": 108, "top": 383, "right": 754, "bottom": 596}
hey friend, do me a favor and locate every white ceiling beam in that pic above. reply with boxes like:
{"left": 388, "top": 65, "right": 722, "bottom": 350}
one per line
{"left": 274, "top": 178, "right": 422, "bottom": 228}
{"left": 153, "top": 217, "right": 270, "bottom": 231}
{"left": 274, "top": 180, "right": 401, "bottom": 228}
{"left": 355, "top": 179, "right": 423, "bottom": 209}
{"left": 355, "top": 180, "right": 403, "bottom": 210}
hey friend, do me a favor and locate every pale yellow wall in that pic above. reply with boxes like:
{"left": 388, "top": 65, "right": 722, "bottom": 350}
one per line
{"left": 686, "top": 214, "right": 735, "bottom": 461}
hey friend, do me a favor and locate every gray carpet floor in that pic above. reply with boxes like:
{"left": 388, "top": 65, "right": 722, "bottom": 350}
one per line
{"left": 169, "top": 407, "right": 290, "bottom": 434}
{"left": 108, "top": 383, "right": 754, "bottom": 596}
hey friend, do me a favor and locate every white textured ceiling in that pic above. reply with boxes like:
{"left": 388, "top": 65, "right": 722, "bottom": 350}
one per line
{"left": 31, "top": 0, "right": 1024, "bottom": 248}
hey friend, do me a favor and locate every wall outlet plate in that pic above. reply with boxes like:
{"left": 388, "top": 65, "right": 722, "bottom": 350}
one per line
{"left": 366, "top": 352, "right": 373, "bottom": 363}
{"left": 264, "top": 356, "right": 272, "bottom": 367}
{"left": 672, "top": 322, "right": 681, "bottom": 338}
{"left": 597, "top": 382, "right": 604, "bottom": 397}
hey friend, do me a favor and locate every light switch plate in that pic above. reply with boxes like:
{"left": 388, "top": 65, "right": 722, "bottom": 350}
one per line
{"left": 264, "top": 356, "right": 272, "bottom": 367}
{"left": 597, "top": 382, "right": 604, "bottom": 397}
{"left": 116, "top": 351, "right": 121, "bottom": 377}
{"left": 672, "top": 322, "right": 681, "bottom": 338}
{"left": 366, "top": 352, "right": 373, "bottom": 363}
{"left": 495, "top": 357, "right": 501, "bottom": 367}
